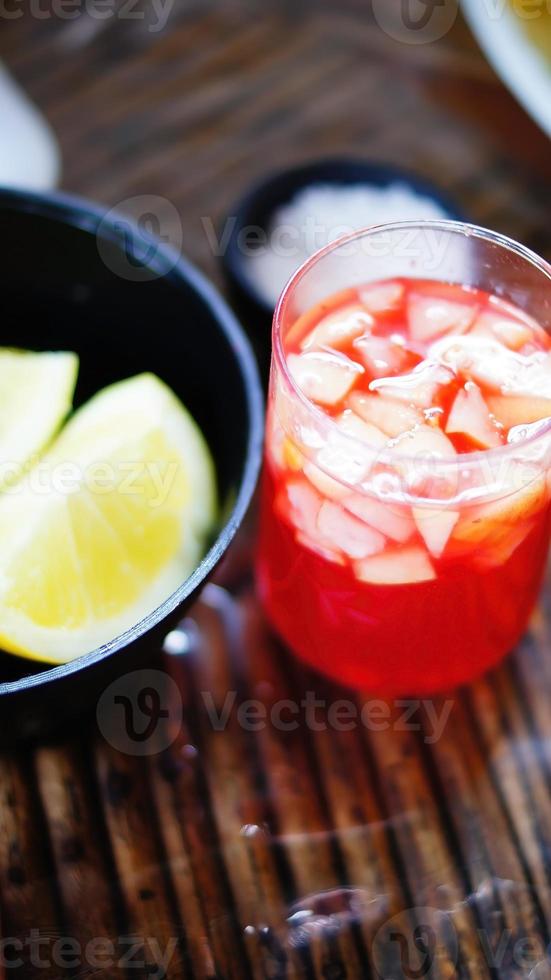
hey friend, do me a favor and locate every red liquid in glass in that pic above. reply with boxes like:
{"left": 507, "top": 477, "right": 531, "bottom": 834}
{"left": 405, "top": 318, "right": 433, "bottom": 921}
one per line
{"left": 257, "top": 278, "right": 551, "bottom": 693}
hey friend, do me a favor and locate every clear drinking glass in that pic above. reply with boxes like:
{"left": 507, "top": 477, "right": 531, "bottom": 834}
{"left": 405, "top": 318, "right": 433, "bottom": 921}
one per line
{"left": 256, "top": 221, "right": 551, "bottom": 694}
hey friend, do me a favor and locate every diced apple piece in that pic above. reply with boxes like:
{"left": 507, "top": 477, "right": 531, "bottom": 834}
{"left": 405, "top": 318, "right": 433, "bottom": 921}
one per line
{"left": 369, "top": 360, "right": 455, "bottom": 409}
{"left": 473, "top": 523, "right": 531, "bottom": 571}
{"left": 471, "top": 311, "right": 533, "bottom": 351}
{"left": 288, "top": 350, "right": 364, "bottom": 407}
{"left": 486, "top": 394, "right": 551, "bottom": 430}
{"left": 304, "top": 461, "right": 348, "bottom": 500}
{"left": 278, "top": 479, "right": 322, "bottom": 538}
{"left": 295, "top": 531, "right": 345, "bottom": 565}
{"left": 392, "top": 423, "right": 457, "bottom": 457}
{"left": 408, "top": 294, "right": 477, "bottom": 344}
{"left": 408, "top": 281, "right": 479, "bottom": 302}
{"left": 315, "top": 439, "right": 372, "bottom": 490}
{"left": 267, "top": 426, "right": 285, "bottom": 470}
{"left": 412, "top": 506, "right": 459, "bottom": 558}
{"left": 451, "top": 475, "right": 548, "bottom": 552}
{"left": 355, "top": 545, "right": 436, "bottom": 585}
{"left": 343, "top": 492, "right": 414, "bottom": 543}
{"left": 359, "top": 280, "right": 404, "bottom": 314}
{"left": 268, "top": 414, "right": 304, "bottom": 472}
{"left": 317, "top": 501, "right": 386, "bottom": 560}
{"left": 348, "top": 391, "right": 422, "bottom": 437}
{"left": 283, "top": 438, "right": 304, "bottom": 470}
{"left": 488, "top": 295, "right": 549, "bottom": 343}
{"left": 335, "top": 410, "right": 389, "bottom": 447}
{"left": 287, "top": 287, "right": 358, "bottom": 349}
{"left": 446, "top": 382, "right": 503, "bottom": 449}
{"left": 301, "top": 303, "right": 373, "bottom": 352}
{"left": 353, "top": 334, "right": 409, "bottom": 378}
{"left": 392, "top": 424, "right": 457, "bottom": 496}
{"left": 279, "top": 479, "right": 348, "bottom": 564}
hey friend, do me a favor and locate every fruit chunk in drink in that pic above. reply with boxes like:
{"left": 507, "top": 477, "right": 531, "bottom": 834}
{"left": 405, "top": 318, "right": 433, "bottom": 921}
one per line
{"left": 257, "top": 278, "right": 551, "bottom": 693}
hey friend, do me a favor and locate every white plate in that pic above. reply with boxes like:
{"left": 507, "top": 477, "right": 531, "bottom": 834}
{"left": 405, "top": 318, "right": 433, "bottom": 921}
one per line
{"left": 461, "top": 0, "right": 551, "bottom": 138}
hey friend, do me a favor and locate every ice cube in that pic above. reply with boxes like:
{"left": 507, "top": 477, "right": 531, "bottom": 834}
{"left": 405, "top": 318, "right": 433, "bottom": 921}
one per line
{"left": 408, "top": 294, "right": 477, "bottom": 344}
{"left": 370, "top": 360, "right": 455, "bottom": 409}
{"left": 446, "top": 382, "right": 503, "bottom": 449}
{"left": 508, "top": 417, "right": 551, "bottom": 444}
{"left": 343, "top": 492, "right": 414, "bottom": 543}
{"left": 354, "top": 545, "right": 436, "bottom": 585}
{"left": 359, "top": 280, "right": 404, "bottom": 314}
{"left": 429, "top": 335, "right": 551, "bottom": 397}
{"left": 288, "top": 350, "right": 364, "bottom": 407}
{"left": 412, "top": 506, "right": 459, "bottom": 558}
{"left": 317, "top": 500, "right": 386, "bottom": 560}
{"left": 348, "top": 391, "right": 422, "bottom": 437}
{"left": 301, "top": 303, "right": 373, "bottom": 352}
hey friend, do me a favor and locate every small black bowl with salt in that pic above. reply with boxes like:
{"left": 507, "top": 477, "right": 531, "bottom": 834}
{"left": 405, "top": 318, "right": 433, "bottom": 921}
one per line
{"left": 220, "top": 158, "right": 467, "bottom": 371}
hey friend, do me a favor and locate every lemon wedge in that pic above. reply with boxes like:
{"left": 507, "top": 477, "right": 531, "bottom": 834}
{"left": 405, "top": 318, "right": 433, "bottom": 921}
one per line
{"left": 0, "top": 373, "right": 216, "bottom": 663}
{"left": 0, "top": 349, "right": 78, "bottom": 489}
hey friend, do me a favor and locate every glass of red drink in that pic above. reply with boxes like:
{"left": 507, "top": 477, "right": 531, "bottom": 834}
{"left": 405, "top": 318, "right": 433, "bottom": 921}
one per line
{"left": 256, "top": 221, "right": 551, "bottom": 694}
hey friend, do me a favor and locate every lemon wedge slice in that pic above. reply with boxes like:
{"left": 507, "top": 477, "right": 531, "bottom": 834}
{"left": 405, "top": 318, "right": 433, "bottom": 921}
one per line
{"left": 0, "top": 349, "right": 78, "bottom": 489}
{"left": 0, "top": 373, "right": 216, "bottom": 663}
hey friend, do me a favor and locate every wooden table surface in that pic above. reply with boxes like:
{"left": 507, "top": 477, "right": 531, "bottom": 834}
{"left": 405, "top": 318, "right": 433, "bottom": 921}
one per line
{"left": 1, "top": 2, "right": 551, "bottom": 978}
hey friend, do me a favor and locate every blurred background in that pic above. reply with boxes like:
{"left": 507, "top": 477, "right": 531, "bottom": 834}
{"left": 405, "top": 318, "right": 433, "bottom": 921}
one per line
{"left": 0, "top": 0, "right": 550, "bottom": 291}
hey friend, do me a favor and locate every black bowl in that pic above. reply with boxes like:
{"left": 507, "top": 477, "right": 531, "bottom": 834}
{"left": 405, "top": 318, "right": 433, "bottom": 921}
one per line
{"left": 0, "top": 187, "right": 263, "bottom": 743}
{"left": 221, "top": 157, "right": 467, "bottom": 368}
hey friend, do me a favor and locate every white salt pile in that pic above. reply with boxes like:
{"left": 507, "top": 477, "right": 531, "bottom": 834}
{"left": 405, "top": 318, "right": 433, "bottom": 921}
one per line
{"left": 245, "top": 182, "right": 453, "bottom": 307}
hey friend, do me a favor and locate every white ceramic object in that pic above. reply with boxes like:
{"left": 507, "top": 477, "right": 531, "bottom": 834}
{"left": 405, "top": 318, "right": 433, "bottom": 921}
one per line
{"left": 461, "top": 0, "right": 551, "bottom": 139}
{"left": 0, "top": 63, "right": 60, "bottom": 189}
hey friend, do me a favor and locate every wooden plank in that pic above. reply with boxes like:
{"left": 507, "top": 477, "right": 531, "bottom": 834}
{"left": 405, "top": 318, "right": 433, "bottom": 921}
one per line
{"left": 33, "top": 742, "right": 123, "bottom": 980}
{"left": 93, "top": 742, "right": 188, "bottom": 979}
{"left": 0, "top": 753, "right": 61, "bottom": 980}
